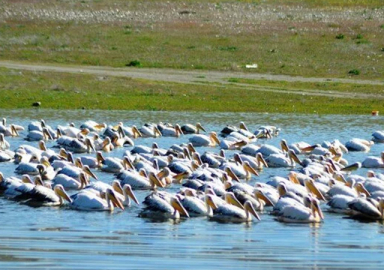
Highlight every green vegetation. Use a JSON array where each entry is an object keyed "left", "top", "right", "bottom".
[
  {"left": 227, "top": 77, "right": 383, "bottom": 94},
  {"left": 0, "top": 68, "right": 382, "bottom": 114},
  {"left": 0, "top": 0, "right": 382, "bottom": 79}
]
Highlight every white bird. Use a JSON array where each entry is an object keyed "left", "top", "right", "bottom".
[
  {"left": 276, "top": 197, "right": 324, "bottom": 223},
  {"left": 189, "top": 132, "right": 220, "bottom": 147},
  {"left": 205, "top": 194, "right": 260, "bottom": 223},
  {"left": 345, "top": 138, "right": 374, "bottom": 152},
  {"left": 58, "top": 186, "right": 125, "bottom": 211},
  {"left": 372, "top": 131, "right": 384, "bottom": 143},
  {"left": 362, "top": 152, "right": 384, "bottom": 168}
]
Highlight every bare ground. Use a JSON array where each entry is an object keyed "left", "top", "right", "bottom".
[{"left": 1, "top": 60, "right": 383, "bottom": 99}]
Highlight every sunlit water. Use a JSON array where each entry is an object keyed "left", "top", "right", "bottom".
[{"left": 0, "top": 109, "right": 383, "bottom": 269}]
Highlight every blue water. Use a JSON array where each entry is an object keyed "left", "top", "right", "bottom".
[{"left": 0, "top": 109, "right": 383, "bottom": 269}]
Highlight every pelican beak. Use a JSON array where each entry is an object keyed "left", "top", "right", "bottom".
[
  {"left": 341, "top": 162, "right": 361, "bottom": 172},
  {"left": 288, "top": 150, "right": 302, "bottom": 166},
  {"left": 288, "top": 172, "right": 301, "bottom": 185},
  {"left": 355, "top": 183, "right": 371, "bottom": 197},
  {"left": 225, "top": 192, "right": 244, "bottom": 210},
  {"left": 187, "top": 143, "right": 196, "bottom": 154},
  {"left": 210, "top": 132, "right": 220, "bottom": 145},
  {"left": 300, "top": 144, "right": 317, "bottom": 153},
  {"left": 171, "top": 198, "right": 189, "bottom": 218},
  {"left": 256, "top": 153, "right": 268, "bottom": 168},
  {"left": 232, "top": 140, "right": 248, "bottom": 149},
  {"left": 196, "top": 123, "right": 206, "bottom": 133},
  {"left": 154, "top": 127, "right": 162, "bottom": 137},
  {"left": 225, "top": 167, "right": 240, "bottom": 182},
  {"left": 245, "top": 202, "right": 261, "bottom": 221},
  {"left": 305, "top": 180, "right": 326, "bottom": 201},
  {"left": 176, "top": 125, "right": 184, "bottom": 136},
  {"left": 86, "top": 139, "right": 95, "bottom": 153},
  {"left": 80, "top": 128, "right": 90, "bottom": 135},
  {"left": 255, "top": 190, "right": 274, "bottom": 207},
  {"left": 132, "top": 126, "right": 142, "bottom": 138},
  {"left": 83, "top": 166, "right": 98, "bottom": 180},
  {"left": 280, "top": 140, "right": 289, "bottom": 153},
  {"left": 123, "top": 157, "right": 134, "bottom": 170},
  {"left": 95, "top": 123, "right": 107, "bottom": 131},
  {"left": 173, "top": 171, "right": 189, "bottom": 183},
  {"left": 314, "top": 200, "right": 324, "bottom": 220},
  {"left": 55, "top": 186, "right": 72, "bottom": 203},
  {"left": 244, "top": 162, "right": 259, "bottom": 177},
  {"left": 108, "top": 190, "right": 125, "bottom": 210},
  {"left": 112, "top": 181, "right": 124, "bottom": 195},
  {"left": 149, "top": 172, "right": 165, "bottom": 188},
  {"left": 11, "top": 125, "right": 19, "bottom": 137},
  {"left": 205, "top": 195, "right": 218, "bottom": 210},
  {"left": 239, "top": 122, "right": 248, "bottom": 131},
  {"left": 334, "top": 172, "right": 347, "bottom": 183},
  {"left": 124, "top": 184, "right": 140, "bottom": 205}
]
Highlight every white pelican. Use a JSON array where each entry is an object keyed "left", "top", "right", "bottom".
[
  {"left": 372, "top": 131, "right": 384, "bottom": 143},
  {"left": 120, "top": 184, "right": 140, "bottom": 207},
  {"left": 19, "top": 177, "right": 69, "bottom": 207},
  {"left": 118, "top": 169, "right": 164, "bottom": 190},
  {"left": 141, "top": 191, "right": 189, "bottom": 219},
  {"left": 159, "top": 124, "right": 184, "bottom": 137},
  {"left": 177, "top": 191, "right": 211, "bottom": 217},
  {"left": 111, "top": 133, "right": 134, "bottom": 148},
  {"left": 58, "top": 164, "right": 98, "bottom": 181},
  {"left": 189, "top": 132, "right": 220, "bottom": 147},
  {"left": 277, "top": 197, "right": 324, "bottom": 223},
  {"left": 348, "top": 197, "right": 384, "bottom": 220},
  {"left": 96, "top": 152, "right": 124, "bottom": 173},
  {"left": 0, "top": 134, "right": 10, "bottom": 150},
  {"left": 0, "top": 124, "right": 19, "bottom": 137},
  {"left": 327, "top": 194, "right": 356, "bottom": 214},
  {"left": 58, "top": 186, "right": 125, "bottom": 211},
  {"left": 139, "top": 124, "right": 162, "bottom": 138},
  {"left": 345, "top": 138, "right": 374, "bottom": 152},
  {"left": 181, "top": 123, "right": 206, "bottom": 134},
  {"left": 205, "top": 194, "right": 260, "bottom": 223},
  {"left": 114, "top": 123, "right": 142, "bottom": 138},
  {"left": 52, "top": 171, "right": 88, "bottom": 190},
  {"left": 0, "top": 150, "right": 13, "bottom": 162},
  {"left": 80, "top": 120, "right": 107, "bottom": 133},
  {"left": 362, "top": 152, "right": 384, "bottom": 168},
  {"left": 265, "top": 150, "right": 301, "bottom": 168}
]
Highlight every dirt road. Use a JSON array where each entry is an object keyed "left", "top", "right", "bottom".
[{"left": 0, "top": 61, "right": 383, "bottom": 99}]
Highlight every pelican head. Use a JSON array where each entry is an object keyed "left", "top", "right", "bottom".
[
  {"left": 170, "top": 197, "right": 189, "bottom": 218},
  {"left": 243, "top": 161, "right": 259, "bottom": 178},
  {"left": 305, "top": 179, "right": 326, "bottom": 201},
  {"left": 209, "top": 132, "right": 220, "bottom": 146},
  {"left": 122, "top": 184, "right": 140, "bottom": 206},
  {"left": 196, "top": 123, "right": 206, "bottom": 133},
  {"left": 256, "top": 153, "right": 268, "bottom": 168},
  {"left": 244, "top": 201, "right": 261, "bottom": 221},
  {"left": 254, "top": 189, "right": 274, "bottom": 207},
  {"left": 311, "top": 198, "right": 324, "bottom": 221},
  {"left": 106, "top": 188, "right": 125, "bottom": 211},
  {"left": 225, "top": 192, "right": 244, "bottom": 210},
  {"left": 355, "top": 183, "right": 371, "bottom": 197},
  {"left": 54, "top": 184, "right": 72, "bottom": 204}
]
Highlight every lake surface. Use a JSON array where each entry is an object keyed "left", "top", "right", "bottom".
[{"left": 0, "top": 109, "right": 383, "bottom": 269}]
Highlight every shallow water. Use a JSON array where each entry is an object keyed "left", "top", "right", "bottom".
[{"left": 0, "top": 109, "right": 383, "bottom": 269}]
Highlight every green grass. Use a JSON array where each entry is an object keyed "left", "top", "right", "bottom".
[
  {"left": 0, "top": 1, "right": 382, "bottom": 79},
  {"left": 0, "top": 68, "right": 382, "bottom": 114},
  {"left": 227, "top": 78, "right": 384, "bottom": 94}
]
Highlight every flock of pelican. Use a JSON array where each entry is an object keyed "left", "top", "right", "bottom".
[{"left": 0, "top": 117, "right": 384, "bottom": 223}]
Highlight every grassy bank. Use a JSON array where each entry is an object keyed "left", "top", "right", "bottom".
[
  {"left": 0, "top": 0, "right": 383, "bottom": 79},
  {"left": 0, "top": 67, "right": 382, "bottom": 114}
]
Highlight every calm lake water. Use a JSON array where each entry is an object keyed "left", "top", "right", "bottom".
[{"left": 0, "top": 109, "right": 383, "bottom": 269}]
